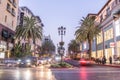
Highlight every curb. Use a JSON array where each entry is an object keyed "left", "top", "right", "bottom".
[{"left": 94, "top": 63, "right": 120, "bottom": 68}]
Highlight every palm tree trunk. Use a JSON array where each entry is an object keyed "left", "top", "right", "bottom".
[
  {"left": 88, "top": 39, "right": 92, "bottom": 58},
  {"left": 95, "top": 36, "right": 98, "bottom": 58}
]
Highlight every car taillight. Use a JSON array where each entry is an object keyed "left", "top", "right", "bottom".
[{"left": 80, "top": 60, "right": 86, "bottom": 64}]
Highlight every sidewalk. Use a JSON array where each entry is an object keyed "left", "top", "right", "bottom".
[{"left": 95, "top": 63, "right": 120, "bottom": 68}]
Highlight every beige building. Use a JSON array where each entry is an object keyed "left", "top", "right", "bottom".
[
  {"left": 0, "top": 0, "right": 19, "bottom": 59},
  {"left": 90, "top": 0, "right": 120, "bottom": 62}
]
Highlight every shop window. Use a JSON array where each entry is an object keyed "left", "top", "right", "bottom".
[
  {"left": 9, "top": 33, "right": 14, "bottom": 39},
  {"left": 2, "top": 29, "right": 9, "bottom": 38}
]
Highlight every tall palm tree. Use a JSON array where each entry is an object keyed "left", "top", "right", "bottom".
[
  {"left": 15, "top": 16, "right": 42, "bottom": 43},
  {"left": 75, "top": 17, "right": 100, "bottom": 58},
  {"left": 15, "top": 16, "right": 43, "bottom": 56}
]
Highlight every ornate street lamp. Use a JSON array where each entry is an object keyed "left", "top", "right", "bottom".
[
  {"left": 58, "top": 26, "right": 66, "bottom": 46},
  {"left": 58, "top": 26, "right": 66, "bottom": 62}
]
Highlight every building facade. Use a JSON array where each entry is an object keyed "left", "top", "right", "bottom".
[
  {"left": 0, "top": 0, "right": 19, "bottom": 59},
  {"left": 90, "top": 0, "right": 120, "bottom": 62}
]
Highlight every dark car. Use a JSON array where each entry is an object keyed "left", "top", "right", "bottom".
[{"left": 18, "top": 56, "right": 38, "bottom": 67}]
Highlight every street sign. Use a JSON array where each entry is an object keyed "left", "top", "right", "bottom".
[{"left": 110, "top": 42, "right": 115, "bottom": 48}]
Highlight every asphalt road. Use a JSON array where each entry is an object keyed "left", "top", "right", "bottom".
[{"left": 0, "top": 65, "right": 120, "bottom": 80}]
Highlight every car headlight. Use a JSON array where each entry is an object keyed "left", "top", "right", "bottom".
[
  {"left": 26, "top": 59, "right": 31, "bottom": 63},
  {"left": 18, "top": 59, "right": 21, "bottom": 62}
]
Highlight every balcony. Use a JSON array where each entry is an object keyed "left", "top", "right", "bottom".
[
  {"left": 8, "top": 0, "right": 12, "bottom": 3},
  {"left": 13, "top": 2, "right": 16, "bottom": 8},
  {"left": 11, "top": 11, "right": 16, "bottom": 16},
  {"left": 7, "top": 7, "right": 12, "bottom": 13},
  {"left": 8, "top": 0, "right": 17, "bottom": 8}
]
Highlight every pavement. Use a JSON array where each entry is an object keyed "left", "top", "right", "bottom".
[
  {"left": 95, "top": 63, "right": 120, "bottom": 68},
  {"left": 66, "top": 59, "right": 120, "bottom": 68}
]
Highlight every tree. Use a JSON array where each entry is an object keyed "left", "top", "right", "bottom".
[
  {"left": 68, "top": 40, "right": 80, "bottom": 53},
  {"left": 68, "top": 40, "right": 80, "bottom": 59},
  {"left": 41, "top": 39, "right": 55, "bottom": 57},
  {"left": 15, "top": 16, "right": 43, "bottom": 56},
  {"left": 75, "top": 17, "right": 100, "bottom": 58},
  {"left": 11, "top": 43, "right": 23, "bottom": 58},
  {"left": 15, "top": 16, "right": 42, "bottom": 43}
]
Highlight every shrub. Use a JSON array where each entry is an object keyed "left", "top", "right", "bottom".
[{"left": 50, "top": 62, "right": 73, "bottom": 68}]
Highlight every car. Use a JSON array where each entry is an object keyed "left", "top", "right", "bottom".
[
  {"left": 4, "top": 59, "right": 18, "bottom": 67},
  {"left": 38, "top": 58, "right": 46, "bottom": 65},
  {"left": 18, "top": 56, "right": 38, "bottom": 67},
  {"left": 79, "top": 58, "right": 93, "bottom": 66}
]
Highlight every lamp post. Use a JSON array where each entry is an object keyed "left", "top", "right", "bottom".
[{"left": 58, "top": 26, "right": 66, "bottom": 63}]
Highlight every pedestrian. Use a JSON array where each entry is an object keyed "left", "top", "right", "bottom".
[
  {"left": 99, "top": 56, "right": 102, "bottom": 64},
  {"left": 109, "top": 56, "right": 112, "bottom": 64},
  {"left": 102, "top": 56, "right": 106, "bottom": 64}
]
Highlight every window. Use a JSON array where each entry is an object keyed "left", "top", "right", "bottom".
[
  {"left": 106, "top": 7, "right": 111, "bottom": 17},
  {"left": 13, "top": 0, "right": 15, "bottom": 3},
  {"left": 115, "top": 0, "right": 118, "bottom": 4},
  {"left": 5, "top": 15, "right": 7, "bottom": 22},
  {"left": 12, "top": 21, "right": 14, "bottom": 27},
  {"left": 100, "top": 15, "right": 103, "bottom": 23},
  {"left": 2, "top": 29, "right": 9, "bottom": 38},
  {"left": 12, "top": 8, "right": 15, "bottom": 16},
  {"left": 0, "top": 0, "right": 1, "bottom": 4},
  {"left": 8, "top": 0, "right": 12, "bottom": 3},
  {"left": 13, "top": 0, "right": 16, "bottom": 7},
  {"left": 7, "top": 3, "right": 11, "bottom": 12}
]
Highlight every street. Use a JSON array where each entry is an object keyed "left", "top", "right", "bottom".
[{"left": 0, "top": 65, "right": 120, "bottom": 80}]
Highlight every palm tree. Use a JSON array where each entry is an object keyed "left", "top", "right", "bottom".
[
  {"left": 68, "top": 40, "right": 80, "bottom": 59},
  {"left": 15, "top": 16, "right": 42, "bottom": 42},
  {"left": 15, "top": 16, "right": 43, "bottom": 56},
  {"left": 11, "top": 43, "right": 23, "bottom": 58},
  {"left": 75, "top": 17, "right": 100, "bottom": 58}
]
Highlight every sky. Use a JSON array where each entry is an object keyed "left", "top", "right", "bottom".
[{"left": 19, "top": 0, "right": 107, "bottom": 51}]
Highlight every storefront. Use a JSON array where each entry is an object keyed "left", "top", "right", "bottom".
[
  {"left": 0, "top": 24, "right": 15, "bottom": 59},
  {"left": 0, "top": 41, "right": 7, "bottom": 59}
]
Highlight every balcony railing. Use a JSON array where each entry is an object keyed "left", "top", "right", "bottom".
[
  {"left": 8, "top": 0, "right": 17, "bottom": 8},
  {"left": 11, "top": 11, "right": 16, "bottom": 16},
  {"left": 13, "top": 2, "right": 16, "bottom": 8},
  {"left": 7, "top": 7, "right": 12, "bottom": 13},
  {"left": 8, "top": 0, "right": 12, "bottom": 3}
]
